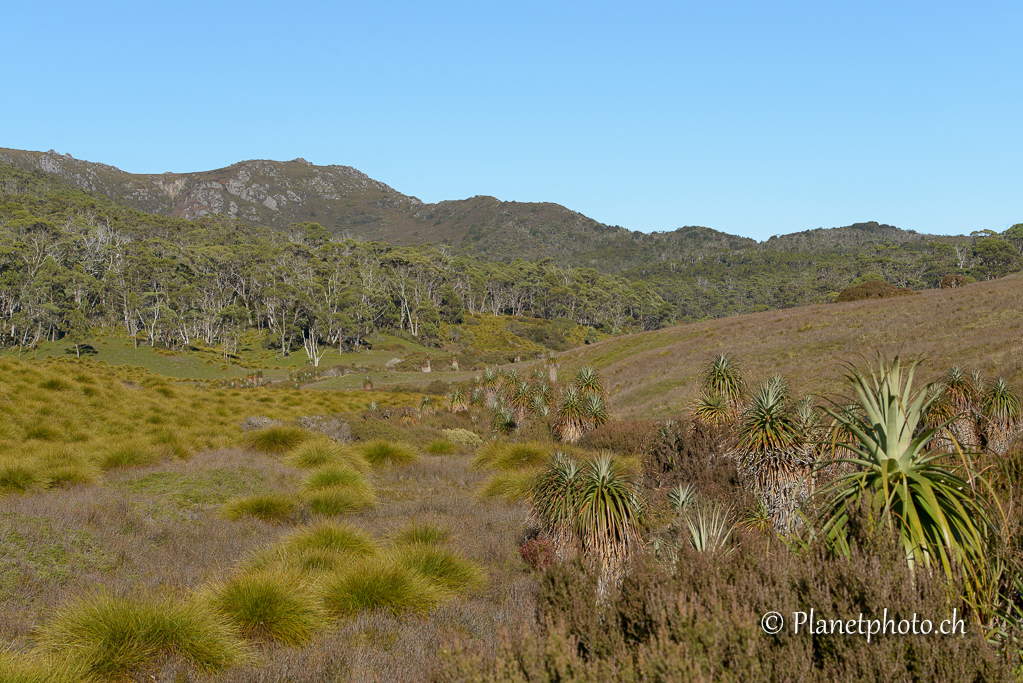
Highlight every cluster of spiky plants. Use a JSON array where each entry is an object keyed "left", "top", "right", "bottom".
[
  {"left": 551, "top": 367, "right": 610, "bottom": 444},
  {"left": 925, "top": 366, "right": 1023, "bottom": 455},
  {"left": 528, "top": 453, "right": 643, "bottom": 595}
]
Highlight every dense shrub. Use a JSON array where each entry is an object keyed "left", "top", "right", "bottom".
[
  {"left": 518, "top": 538, "right": 554, "bottom": 572},
  {"left": 435, "top": 528, "right": 1014, "bottom": 682},
  {"left": 577, "top": 420, "right": 653, "bottom": 454},
  {"left": 642, "top": 418, "right": 739, "bottom": 505}
]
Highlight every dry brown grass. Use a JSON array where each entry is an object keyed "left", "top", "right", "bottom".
[{"left": 561, "top": 274, "right": 1023, "bottom": 419}]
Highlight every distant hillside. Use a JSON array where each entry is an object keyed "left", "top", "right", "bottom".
[
  {"left": 560, "top": 273, "right": 1023, "bottom": 419},
  {"left": 0, "top": 147, "right": 635, "bottom": 263},
  {"left": 0, "top": 147, "right": 972, "bottom": 274}
]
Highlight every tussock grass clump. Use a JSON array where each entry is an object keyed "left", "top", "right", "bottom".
[
  {"left": 302, "top": 465, "right": 370, "bottom": 493},
  {"left": 222, "top": 494, "right": 297, "bottom": 522},
  {"left": 286, "top": 522, "right": 379, "bottom": 558},
  {"left": 425, "top": 439, "right": 458, "bottom": 455},
  {"left": 357, "top": 440, "right": 419, "bottom": 468},
  {"left": 0, "top": 652, "right": 92, "bottom": 683},
  {"left": 285, "top": 439, "right": 344, "bottom": 469},
  {"left": 319, "top": 560, "right": 442, "bottom": 617},
  {"left": 0, "top": 461, "right": 44, "bottom": 493},
  {"left": 245, "top": 426, "right": 308, "bottom": 455},
  {"left": 392, "top": 522, "right": 451, "bottom": 547},
  {"left": 205, "top": 571, "right": 325, "bottom": 645},
  {"left": 34, "top": 445, "right": 100, "bottom": 488},
  {"left": 97, "top": 439, "right": 161, "bottom": 470},
  {"left": 395, "top": 544, "right": 484, "bottom": 594},
  {"left": 480, "top": 469, "right": 539, "bottom": 503},
  {"left": 36, "top": 594, "right": 245, "bottom": 677},
  {"left": 305, "top": 485, "right": 377, "bottom": 515}
]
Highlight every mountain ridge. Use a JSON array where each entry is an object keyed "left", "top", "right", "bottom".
[{"left": 0, "top": 146, "right": 966, "bottom": 271}]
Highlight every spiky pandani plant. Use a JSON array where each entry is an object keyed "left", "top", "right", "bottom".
[
  {"left": 575, "top": 455, "right": 645, "bottom": 596},
  {"left": 692, "top": 392, "right": 732, "bottom": 426},
  {"left": 554, "top": 386, "right": 587, "bottom": 444},
  {"left": 667, "top": 483, "right": 696, "bottom": 514},
  {"left": 816, "top": 356, "right": 996, "bottom": 604},
  {"left": 981, "top": 378, "right": 1022, "bottom": 455},
  {"left": 468, "top": 387, "right": 485, "bottom": 408},
  {"left": 510, "top": 381, "right": 532, "bottom": 423},
  {"left": 691, "top": 353, "right": 747, "bottom": 426},
  {"left": 927, "top": 366, "right": 984, "bottom": 452},
  {"left": 575, "top": 366, "right": 605, "bottom": 397},
  {"left": 683, "top": 500, "right": 735, "bottom": 553},
  {"left": 731, "top": 376, "right": 813, "bottom": 531},
  {"left": 480, "top": 367, "right": 501, "bottom": 407},
  {"left": 584, "top": 392, "right": 610, "bottom": 431},
  {"left": 529, "top": 453, "right": 583, "bottom": 560},
  {"left": 544, "top": 351, "right": 559, "bottom": 383},
  {"left": 530, "top": 392, "right": 551, "bottom": 418},
  {"left": 705, "top": 353, "right": 746, "bottom": 406},
  {"left": 447, "top": 388, "right": 468, "bottom": 413},
  {"left": 491, "top": 405, "right": 518, "bottom": 435}
]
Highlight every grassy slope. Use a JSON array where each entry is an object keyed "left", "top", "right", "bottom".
[{"left": 560, "top": 274, "right": 1023, "bottom": 419}]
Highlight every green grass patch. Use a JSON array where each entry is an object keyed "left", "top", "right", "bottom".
[
  {"left": 0, "top": 651, "right": 93, "bottom": 683},
  {"left": 36, "top": 594, "right": 245, "bottom": 677},
  {"left": 301, "top": 465, "right": 369, "bottom": 493},
  {"left": 205, "top": 570, "right": 324, "bottom": 645},
  {"left": 222, "top": 494, "right": 296, "bottom": 523},
  {"left": 0, "top": 462, "right": 44, "bottom": 493},
  {"left": 113, "top": 468, "right": 271, "bottom": 510},
  {"left": 357, "top": 440, "right": 419, "bottom": 468}
]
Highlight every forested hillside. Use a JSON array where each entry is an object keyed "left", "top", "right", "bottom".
[{"left": 2, "top": 158, "right": 1021, "bottom": 360}]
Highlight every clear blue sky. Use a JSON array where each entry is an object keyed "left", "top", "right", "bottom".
[{"left": 4, "top": 1, "right": 1020, "bottom": 240}]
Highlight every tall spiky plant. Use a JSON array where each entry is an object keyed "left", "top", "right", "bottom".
[
  {"left": 480, "top": 368, "right": 501, "bottom": 408},
  {"left": 574, "top": 455, "right": 644, "bottom": 596},
  {"left": 584, "top": 392, "right": 610, "bottom": 432},
  {"left": 447, "top": 388, "right": 468, "bottom": 413},
  {"left": 510, "top": 381, "right": 532, "bottom": 424},
  {"left": 981, "top": 378, "right": 1021, "bottom": 455},
  {"left": 553, "top": 386, "right": 587, "bottom": 444},
  {"left": 575, "top": 366, "right": 605, "bottom": 397},
  {"left": 530, "top": 392, "right": 551, "bottom": 418},
  {"left": 691, "top": 353, "right": 746, "bottom": 426},
  {"left": 529, "top": 453, "right": 582, "bottom": 560},
  {"left": 704, "top": 353, "right": 746, "bottom": 406},
  {"left": 731, "top": 376, "right": 810, "bottom": 531},
  {"left": 544, "top": 351, "right": 559, "bottom": 383},
  {"left": 816, "top": 356, "right": 994, "bottom": 596},
  {"left": 928, "top": 366, "right": 983, "bottom": 452}
]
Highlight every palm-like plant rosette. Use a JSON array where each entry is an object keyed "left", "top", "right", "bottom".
[{"left": 817, "top": 357, "right": 994, "bottom": 586}]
